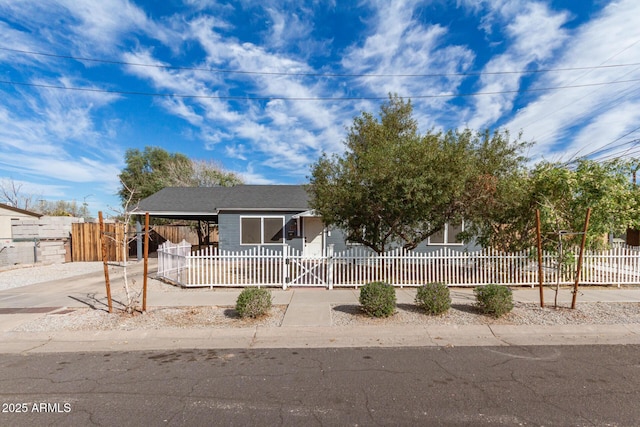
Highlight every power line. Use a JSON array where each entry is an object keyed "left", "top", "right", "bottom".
[
  {"left": 590, "top": 139, "right": 640, "bottom": 163},
  {"left": 2, "top": 46, "right": 640, "bottom": 79},
  {"left": 559, "top": 84, "right": 640, "bottom": 164},
  {"left": 2, "top": 77, "right": 640, "bottom": 101},
  {"left": 509, "top": 39, "right": 640, "bottom": 144},
  {"left": 566, "top": 126, "right": 640, "bottom": 164}
]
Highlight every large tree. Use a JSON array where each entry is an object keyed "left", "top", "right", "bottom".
[
  {"left": 118, "top": 146, "right": 242, "bottom": 207},
  {"left": 308, "top": 95, "right": 529, "bottom": 253},
  {"left": 466, "top": 158, "right": 640, "bottom": 251}
]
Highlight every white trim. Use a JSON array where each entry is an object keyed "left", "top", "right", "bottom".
[
  {"left": 292, "top": 209, "right": 320, "bottom": 219},
  {"left": 129, "top": 210, "right": 219, "bottom": 216},
  {"left": 239, "top": 215, "right": 285, "bottom": 246},
  {"left": 224, "top": 208, "right": 309, "bottom": 212},
  {"left": 428, "top": 221, "right": 465, "bottom": 246}
]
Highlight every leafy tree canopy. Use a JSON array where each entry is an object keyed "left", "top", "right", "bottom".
[
  {"left": 118, "top": 146, "right": 242, "bottom": 207},
  {"left": 308, "top": 95, "right": 530, "bottom": 253},
  {"left": 466, "top": 158, "right": 640, "bottom": 251},
  {"left": 36, "top": 200, "right": 92, "bottom": 220}
]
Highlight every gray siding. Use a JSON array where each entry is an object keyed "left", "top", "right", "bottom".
[
  {"left": 218, "top": 211, "right": 304, "bottom": 253},
  {"left": 219, "top": 212, "right": 481, "bottom": 254},
  {"left": 326, "top": 225, "right": 480, "bottom": 254}
]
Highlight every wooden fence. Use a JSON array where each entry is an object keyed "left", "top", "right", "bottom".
[
  {"left": 71, "top": 223, "right": 217, "bottom": 262},
  {"left": 71, "top": 222, "right": 125, "bottom": 262},
  {"left": 152, "top": 225, "right": 200, "bottom": 246},
  {"left": 157, "top": 241, "right": 640, "bottom": 288}
]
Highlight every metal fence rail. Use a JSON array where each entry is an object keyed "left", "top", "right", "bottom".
[{"left": 157, "top": 240, "right": 640, "bottom": 289}]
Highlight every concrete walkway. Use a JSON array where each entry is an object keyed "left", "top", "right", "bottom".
[{"left": 1, "top": 259, "right": 640, "bottom": 353}]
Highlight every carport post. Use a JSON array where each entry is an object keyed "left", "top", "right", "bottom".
[{"left": 136, "top": 219, "right": 142, "bottom": 261}]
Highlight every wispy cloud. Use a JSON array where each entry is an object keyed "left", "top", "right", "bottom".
[
  {"left": 121, "top": 13, "right": 352, "bottom": 178},
  {"left": 465, "top": 1, "right": 570, "bottom": 130},
  {"left": 502, "top": 0, "right": 640, "bottom": 160},
  {"left": 341, "top": 0, "right": 474, "bottom": 126}
]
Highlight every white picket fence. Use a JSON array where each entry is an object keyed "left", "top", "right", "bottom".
[{"left": 156, "top": 240, "right": 640, "bottom": 288}]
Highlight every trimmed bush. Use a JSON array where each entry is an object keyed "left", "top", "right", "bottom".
[
  {"left": 474, "top": 284, "right": 514, "bottom": 318},
  {"left": 415, "top": 282, "right": 451, "bottom": 315},
  {"left": 359, "top": 281, "right": 396, "bottom": 318},
  {"left": 235, "top": 288, "right": 272, "bottom": 318}
]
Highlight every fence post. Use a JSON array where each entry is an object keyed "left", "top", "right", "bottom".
[
  {"left": 536, "top": 209, "right": 544, "bottom": 306},
  {"left": 327, "top": 244, "right": 334, "bottom": 290},
  {"left": 282, "top": 244, "right": 289, "bottom": 290},
  {"left": 571, "top": 207, "right": 591, "bottom": 309}
]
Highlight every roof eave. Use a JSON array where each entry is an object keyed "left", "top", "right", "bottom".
[{"left": 129, "top": 209, "right": 219, "bottom": 216}]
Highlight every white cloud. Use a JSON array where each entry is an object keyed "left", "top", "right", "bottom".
[
  {"left": 236, "top": 163, "right": 279, "bottom": 185},
  {"left": 502, "top": 0, "right": 640, "bottom": 161},
  {"left": 466, "top": 2, "right": 569, "bottom": 129},
  {"left": 341, "top": 0, "right": 475, "bottom": 127},
  {"left": 566, "top": 101, "right": 640, "bottom": 160},
  {"left": 120, "top": 14, "right": 352, "bottom": 179},
  {"left": 0, "top": 177, "right": 68, "bottom": 199},
  {"left": 0, "top": 152, "right": 121, "bottom": 184},
  {"left": 265, "top": 7, "right": 311, "bottom": 49}
]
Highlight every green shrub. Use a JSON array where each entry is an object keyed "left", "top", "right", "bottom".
[
  {"left": 474, "top": 284, "right": 514, "bottom": 318},
  {"left": 415, "top": 282, "right": 451, "bottom": 315},
  {"left": 359, "top": 281, "right": 396, "bottom": 318},
  {"left": 235, "top": 287, "right": 272, "bottom": 318}
]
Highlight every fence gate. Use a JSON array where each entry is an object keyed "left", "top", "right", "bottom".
[{"left": 285, "top": 246, "right": 329, "bottom": 287}]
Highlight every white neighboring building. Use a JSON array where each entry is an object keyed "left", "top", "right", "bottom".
[
  {"left": 0, "top": 203, "right": 41, "bottom": 247},
  {"left": 1, "top": 203, "right": 83, "bottom": 268}
]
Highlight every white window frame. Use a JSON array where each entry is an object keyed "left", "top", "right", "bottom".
[
  {"left": 428, "top": 221, "right": 465, "bottom": 246},
  {"left": 240, "top": 215, "right": 285, "bottom": 246},
  {"left": 346, "top": 226, "right": 366, "bottom": 246}
]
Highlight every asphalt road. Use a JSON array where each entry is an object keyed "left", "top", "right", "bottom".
[{"left": 1, "top": 345, "right": 639, "bottom": 426}]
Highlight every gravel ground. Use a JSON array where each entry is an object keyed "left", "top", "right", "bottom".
[
  {"left": 11, "top": 301, "right": 640, "bottom": 332},
  {"left": 0, "top": 262, "right": 105, "bottom": 290},
  {"left": 331, "top": 301, "right": 640, "bottom": 326},
  {"left": 12, "top": 306, "right": 287, "bottom": 332}
]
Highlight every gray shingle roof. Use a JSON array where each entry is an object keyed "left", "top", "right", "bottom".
[{"left": 130, "top": 185, "right": 310, "bottom": 218}]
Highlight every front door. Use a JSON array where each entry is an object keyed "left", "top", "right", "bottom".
[{"left": 303, "top": 217, "right": 324, "bottom": 258}]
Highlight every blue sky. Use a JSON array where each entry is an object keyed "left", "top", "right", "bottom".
[{"left": 1, "top": 0, "right": 639, "bottom": 216}]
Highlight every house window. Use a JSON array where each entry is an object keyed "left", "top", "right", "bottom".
[
  {"left": 346, "top": 226, "right": 366, "bottom": 246},
  {"left": 429, "top": 221, "right": 464, "bottom": 245},
  {"left": 240, "top": 216, "right": 284, "bottom": 245}
]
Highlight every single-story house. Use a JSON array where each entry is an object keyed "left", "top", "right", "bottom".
[
  {"left": 0, "top": 203, "right": 42, "bottom": 247},
  {"left": 130, "top": 185, "right": 477, "bottom": 255}
]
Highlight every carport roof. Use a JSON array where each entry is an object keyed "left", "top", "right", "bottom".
[{"left": 129, "top": 185, "right": 311, "bottom": 219}]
